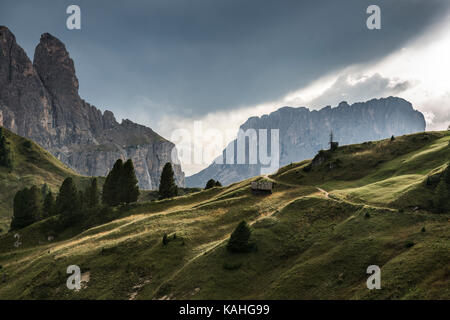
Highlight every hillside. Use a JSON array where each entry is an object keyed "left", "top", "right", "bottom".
[
  {"left": 0, "top": 131, "right": 448, "bottom": 299},
  {"left": 0, "top": 126, "right": 93, "bottom": 234}
]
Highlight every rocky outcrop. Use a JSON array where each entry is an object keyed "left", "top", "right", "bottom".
[
  {"left": 0, "top": 26, "right": 184, "bottom": 189},
  {"left": 186, "top": 97, "right": 426, "bottom": 187}
]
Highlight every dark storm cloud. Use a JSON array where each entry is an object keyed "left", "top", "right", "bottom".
[
  {"left": 1, "top": 0, "right": 449, "bottom": 127},
  {"left": 305, "top": 73, "right": 412, "bottom": 109}
]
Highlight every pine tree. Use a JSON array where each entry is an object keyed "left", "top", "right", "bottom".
[
  {"left": 10, "top": 186, "right": 40, "bottom": 230},
  {"left": 42, "top": 191, "right": 55, "bottom": 217},
  {"left": 215, "top": 180, "right": 222, "bottom": 187},
  {"left": 205, "top": 179, "right": 216, "bottom": 190},
  {"left": 56, "top": 177, "right": 80, "bottom": 216},
  {"left": 159, "top": 162, "right": 178, "bottom": 199},
  {"left": 41, "top": 183, "right": 50, "bottom": 198},
  {"left": 121, "top": 159, "right": 140, "bottom": 204},
  {"left": 0, "top": 127, "right": 12, "bottom": 168},
  {"left": 443, "top": 164, "right": 450, "bottom": 185},
  {"left": 28, "top": 185, "right": 42, "bottom": 220},
  {"left": 434, "top": 178, "right": 450, "bottom": 213},
  {"left": 227, "top": 221, "right": 255, "bottom": 253},
  {"left": 85, "top": 178, "right": 100, "bottom": 208},
  {"left": 102, "top": 159, "right": 124, "bottom": 206}
]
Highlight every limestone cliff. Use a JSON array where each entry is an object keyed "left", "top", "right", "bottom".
[
  {"left": 0, "top": 26, "right": 184, "bottom": 189},
  {"left": 186, "top": 97, "right": 426, "bottom": 187}
]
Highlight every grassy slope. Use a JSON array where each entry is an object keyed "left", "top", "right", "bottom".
[
  {"left": 0, "top": 131, "right": 448, "bottom": 299},
  {"left": 0, "top": 127, "right": 94, "bottom": 234}
]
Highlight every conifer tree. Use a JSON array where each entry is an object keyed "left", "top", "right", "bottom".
[
  {"left": 85, "top": 178, "right": 100, "bottom": 208},
  {"left": 10, "top": 186, "right": 40, "bottom": 230},
  {"left": 121, "top": 159, "right": 140, "bottom": 204},
  {"left": 102, "top": 159, "right": 124, "bottom": 206},
  {"left": 159, "top": 162, "right": 178, "bottom": 199},
  {"left": 0, "top": 127, "right": 12, "bottom": 168},
  {"left": 56, "top": 177, "right": 80, "bottom": 216},
  {"left": 215, "top": 180, "right": 222, "bottom": 187},
  {"left": 227, "top": 221, "right": 255, "bottom": 253},
  {"left": 434, "top": 178, "right": 450, "bottom": 213},
  {"left": 41, "top": 183, "right": 50, "bottom": 198},
  {"left": 42, "top": 191, "right": 55, "bottom": 218}
]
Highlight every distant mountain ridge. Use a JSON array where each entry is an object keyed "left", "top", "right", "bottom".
[
  {"left": 0, "top": 26, "right": 185, "bottom": 189},
  {"left": 187, "top": 97, "right": 426, "bottom": 187}
]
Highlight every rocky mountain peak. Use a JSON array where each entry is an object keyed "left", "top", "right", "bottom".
[
  {"left": 33, "top": 32, "right": 79, "bottom": 99},
  {"left": 0, "top": 27, "right": 185, "bottom": 189},
  {"left": 0, "top": 26, "right": 15, "bottom": 44}
]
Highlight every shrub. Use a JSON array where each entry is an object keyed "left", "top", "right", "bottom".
[
  {"left": 405, "top": 241, "right": 415, "bottom": 248},
  {"left": 223, "top": 261, "right": 242, "bottom": 270},
  {"left": 162, "top": 233, "right": 169, "bottom": 245},
  {"left": 205, "top": 179, "right": 216, "bottom": 190}
]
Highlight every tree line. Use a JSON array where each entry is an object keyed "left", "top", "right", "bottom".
[
  {"left": 9, "top": 158, "right": 222, "bottom": 231},
  {"left": 10, "top": 158, "right": 140, "bottom": 231},
  {"left": 433, "top": 163, "right": 450, "bottom": 213},
  {"left": 0, "top": 127, "right": 13, "bottom": 169}
]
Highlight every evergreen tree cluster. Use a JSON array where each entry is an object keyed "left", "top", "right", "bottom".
[
  {"left": 10, "top": 186, "right": 41, "bottom": 230},
  {"left": 0, "top": 127, "right": 13, "bottom": 168},
  {"left": 102, "top": 159, "right": 140, "bottom": 206},
  {"left": 433, "top": 164, "right": 450, "bottom": 213},
  {"left": 9, "top": 158, "right": 140, "bottom": 231},
  {"left": 205, "top": 179, "right": 222, "bottom": 190},
  {"left": 10, "top": 177, "right": 101, "bottom": 231},
  {"left": 158, "top": 162, "right": 178, "bottom": 199}
]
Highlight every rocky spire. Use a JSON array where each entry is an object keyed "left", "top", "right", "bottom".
[{"left": 33, "top": 32, "right": 79, "bottom": 100}]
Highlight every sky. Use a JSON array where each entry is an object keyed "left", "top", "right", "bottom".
[{"left": 1, "top": 0, "right": 450, "bottom": 175}]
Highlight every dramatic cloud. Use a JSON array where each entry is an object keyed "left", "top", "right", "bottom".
[
  {"left": 1, "top": 0, "right": 449, "bottom": 127},
  {"left": 1, "top": 0, "right": 449, "bottom": 175},
  {"left": 291, "top": 73, "right": 412, "bottom": 109}
]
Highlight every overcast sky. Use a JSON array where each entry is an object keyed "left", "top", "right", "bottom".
[{"left": 1, "top": 0, "right": 450, "bottom": 175}]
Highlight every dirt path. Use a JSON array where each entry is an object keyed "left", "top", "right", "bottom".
[{"left": 316, "top": 187, "right": 329, "bottom": 198}]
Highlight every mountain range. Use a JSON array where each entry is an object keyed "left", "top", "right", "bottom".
[
  {"left": 0, "top": 26, "right": 185, "bottom": 189},
  {"left": 187, "top": 97, "right": 426, "bottom": 187}
]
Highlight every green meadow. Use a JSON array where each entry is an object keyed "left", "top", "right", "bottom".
[{"left": 0, "top": 130, "right": 448, "bottom": 299}]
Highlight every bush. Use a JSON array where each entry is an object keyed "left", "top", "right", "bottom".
[
  {"left": 162, "top": 233, "right": 169, "bottom": 245},
  {"left": 205, "top": 179, "right": 216, "bottom": 190},
  {"left": 205, "top": 179, "right": 222, "bottom": 189},
  {"left": 227, "top": 221, "right": 255, "bottom": 253},
  {"left": 22, "top": 140, "right": 32, "bottom": 149},
  {"left": 223, "top": 261, "right": 242, "bottom": 270},
  {"left": 405, "top": 241, "right": 415, "bottom": 248}
]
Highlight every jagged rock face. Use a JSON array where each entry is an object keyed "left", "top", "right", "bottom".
[
  {"left": 186, "top": 97, "right": 426, "bottom": 187},
  {"left": 0, "top": 26, "right": 185, "bottom": 189}
]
